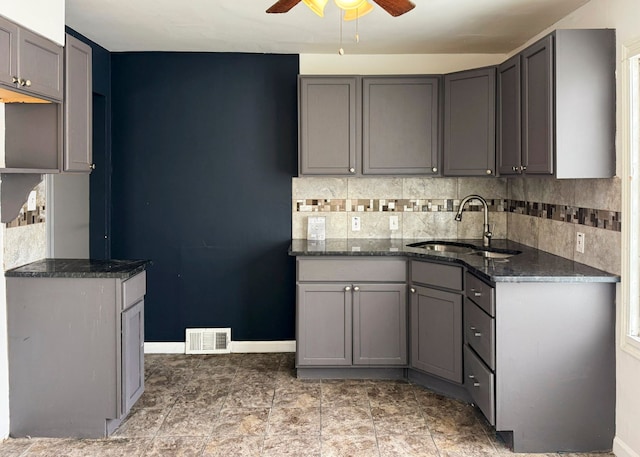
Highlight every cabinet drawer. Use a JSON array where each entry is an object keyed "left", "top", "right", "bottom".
[
  {"left": 464, "top": 344, "right": 495, "bottom": 425},
  {"left": 464, "top": 298, "right": 495, "bottom": 370},
  {"left": 298, "top": 258, "right": 406, "bottom": 282},
  {"left": 411, "top": 261, "right": 462, "bottom": 290},
  {"left": 122, "top": 271, "right": 146, "bottom": 310},
  {"left": 465, "top": 271, "right": 495, "bottom": 316}
]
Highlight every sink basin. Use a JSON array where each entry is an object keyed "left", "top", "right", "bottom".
[
  {"left": 474, "top": 249, "right": 522, "bottom": 259},
  {"left": 407, "top": 241, "right": 475, "bottom": 254}
]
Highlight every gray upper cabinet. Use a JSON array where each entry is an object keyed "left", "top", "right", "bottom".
[
  {"left": 17, "top": 27, "right": 63, "bottom": 101},
  {"left": 64, "top": 33, "right": 93, "bottom": 172},
  {"left": 299, "top": 76, "right": 358, "bottom": 175},
  {"left": 443, "top": 68, "right": 496, "bottom": 177},
  {"left": 0, "top": 15, "right": 18, "bottom": 87},
  {"left": 521, "top": 34, "right": 554, "bottom": 175},
  {"left": 499, "top": 29, "right": 615, "bottom": 178},
  {"left": 497, "top": 55, "right": 522, "bottom": 175},
  {"left": 362, "top": 77, "right": 440, "bottom": 175}
]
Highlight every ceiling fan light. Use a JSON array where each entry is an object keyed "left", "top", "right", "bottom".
[
  {"left": 334, "top": 0, "right": 367, "bottom": 11},
  {"left": 302, "top": 0, "right": 328, "bottom": 17},
  {"left": 343, "top": 1, "right": 373, "bottom": 21}
]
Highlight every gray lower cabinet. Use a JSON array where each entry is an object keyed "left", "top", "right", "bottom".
[
  {"left": 64, "top": 33, "right": 93, "bottom": 172},
  {"left": 296, "top": 257, "right": 407, "bottom": 369},
  {"left": 443, "top": 67, "right": 496, "bottom": 177},
  {"left": 298, "top": 76, "right": 358, "bottom": 175},
  {"left": 362, "top": 76, "right": 440, "bottom": 175},
  {"left": 409, "top": 261, "right": 463, "bottom": 383},
  {"left": 464, "top": 271, "right": 615, "bottom": 452},
  {"left": 498, "top": 29, "right": 615, "bottom": 178},
  {"left": 6, "top": 271, "right": 146, "bottom": 438}
]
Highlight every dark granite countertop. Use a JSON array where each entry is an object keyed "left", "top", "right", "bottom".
[
  {"left": 5, "top": 258, "right": 150, "bottom": 280},
  {"left": 289, "top": 239, "right": 619, "bottom": 284}
]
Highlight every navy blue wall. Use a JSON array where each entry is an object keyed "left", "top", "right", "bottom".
[{"left": 111, "top": 53, "right": 299, "bottom": 341}]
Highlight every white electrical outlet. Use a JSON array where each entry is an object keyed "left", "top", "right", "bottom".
[
  {"left": 351, "top": 216, "right": 361, "bottom": 232},
  {"left": 389, "top": 215, "right": 399, "bottom": 231},
  {"left": 27, "top": 191, "right": 37, "bottom": 211},
  {"left": 576, "top": 232, "right": 585, "bottom": 253}
]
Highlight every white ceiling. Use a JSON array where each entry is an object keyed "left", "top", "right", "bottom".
[{"left": 65, "top": 0, "right": 591, "bottom": 55}]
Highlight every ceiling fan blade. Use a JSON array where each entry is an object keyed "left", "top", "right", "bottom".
[
  {"left": 266, "top": 0, "right": 303, "bottom": 13},
  {"left": 372, "top": 0, "right": 416, "bottom": 17}
]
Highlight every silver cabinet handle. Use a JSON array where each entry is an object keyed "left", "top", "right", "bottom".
[
  {"left": 470, "top": 288, "right": 481, "bottom": 297},
  {"left": 344, "top": 286, "right": 351, "bottom": 292},
  {"left": 410, "top": 287, "right": 416, "bottom": 294},
  {"left": 511, "top": 166, "right": 517, "bottom": 172},
  {"left": 520, "top": 165, "right": 527, "bottom": 171},
  {"left": 349, "top": 167, "right": 355, "bottom": 173},
  {"left": 468, "top": 374, "right": 480, "bottom": 387},
  {"left": 12, "top": 76, "right": 19, "bottom": 84},
  {"left": 90, "top": 163, "right": 96, "bottom": 170},
  {"left": 353, "top": 286, "right": 360, "bottom": 292},
  {"left": 470, "top": 326, "right": 482, "bottom": 337},
  {"left": 486, "top": 169, "right": 492, "bottom": 175},
  {"left": 431, "top": 167, "right": 438, "bottom": 173}
]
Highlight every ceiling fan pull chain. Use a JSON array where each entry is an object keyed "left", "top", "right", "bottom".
[{"left": 338, "top": 8, "right": 345, "bottom": 55}]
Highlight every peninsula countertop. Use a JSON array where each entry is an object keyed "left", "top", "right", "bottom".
[
  {"left": 289, "top": 238, "right": 619, "bottom": 284},
  {"left": 5, "top": 258, "right": 150, "bottom": 280}
]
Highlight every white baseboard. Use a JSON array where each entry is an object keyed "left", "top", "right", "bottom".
[
  {"left": 614, "top": 437, "right": 640, "bottom": 457},
  {"left": 144, "top": 340, "right": 295, "bottom": 354}
]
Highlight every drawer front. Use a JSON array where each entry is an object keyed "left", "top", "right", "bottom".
[
  {"left": 464, "top": 344, "right": 495, "bottom": 426},
  {"left": 298, "top": 258, "right": 406, "bottom": 282},
  {"left": 411, "top": 261, "right": 463, "bottom": 291},
  {"left": 122, "top": 271, "right": 146, "bottom": 310},
  {"left": 465, "top": 271, "right": 495, "bottom": 316},
  {"left": 464, "top": 298, "right": 495, "bottom": 370}
]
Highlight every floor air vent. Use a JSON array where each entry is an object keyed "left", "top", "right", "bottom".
[{"left": 185, "top": 328, "right": 231, "bottom": 354}]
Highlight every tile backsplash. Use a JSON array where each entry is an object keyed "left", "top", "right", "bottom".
[{"left": 292, "top": 176, "right": 622, "bottom": 274}]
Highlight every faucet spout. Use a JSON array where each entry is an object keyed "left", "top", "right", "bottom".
[{"left": 455, "top": 194, "right": 492, "bottom": 246}]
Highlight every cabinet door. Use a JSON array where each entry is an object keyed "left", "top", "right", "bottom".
[
  {"left": 521, "top": 35, "right": 554, "bottom": 175},
  {"left": 497, "top": 55, "right": 522, "bottom": 175},
  {"left": 353, "top": 283, "right": 407, "bottom": 365},
  {"left": 363, "top": 77, "right": 440, "bottom": 175},
  {"left": 0, "top": 16, "right": 18, "bottom": 87},
  {"left": 17, "top": 27, "right": 63, "bottom": 101},
  {"left": 297, "top": 283, "right": 352, "bottom": 366},
  {"left": 410, "top": 285, "right": 462, "bottom": 383},
  {"left": 443, "top": 68, "right": 496, "bottom": 177},
  {"left": 299, "top": 76, "right": 358, "bottom": 175},
  {"left": 64, "top": 34, "right": 93, "bottom": 172},
  {"left": 122, "top": 299, "right": 144, "bottom": 414}
]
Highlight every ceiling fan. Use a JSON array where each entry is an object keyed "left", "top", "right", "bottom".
[{"left": 266, "top": 0, "right": 416, "bottom": 17}]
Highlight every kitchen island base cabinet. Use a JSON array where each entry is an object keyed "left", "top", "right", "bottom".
[{"left": 6, "top": 271, "right": 146, "bottom": 438}]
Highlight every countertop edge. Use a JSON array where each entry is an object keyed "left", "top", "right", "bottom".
[{"left": 4, "top": 259, "right": 151, "bottom": 279}]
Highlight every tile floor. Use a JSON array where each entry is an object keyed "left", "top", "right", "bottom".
[{"left": 0, "top": 353, "right": 613, "bottom": 457}]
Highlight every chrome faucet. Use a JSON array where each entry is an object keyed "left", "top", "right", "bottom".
[{"left": 455, "top": 194, "right": 492, "bottom": 246}]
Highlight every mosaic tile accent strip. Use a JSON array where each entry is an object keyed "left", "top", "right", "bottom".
[
  {"left": 6, "top": 204, "right": 46, "bottom": 228},
  {"left": 294, "top": 198, "right": 621, "bottom": 232}
]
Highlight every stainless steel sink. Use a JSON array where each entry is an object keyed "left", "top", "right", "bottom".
[
  {"left": 407, "top": 241, "right": 475, "bottom": 254},
  {"left": 474, "top": 250, "right": 520, "bottom": 259},
  {"left": 407, "top": 241, "right": 522, "bottom": 259}
]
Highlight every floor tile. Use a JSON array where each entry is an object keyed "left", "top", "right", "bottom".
[
  {"left": 262, "top": 434, "right": 321, "bottom": 457},
  {"left": 321, "top": 380, "right": 370, "bottom": 407},
  {"left": 176, "top": 385, "right": 229, "bottom": 410},
  {"left": 371, "top": 403, "right": 429, "bottom": 435},
  {"left": 273, "top": 383, "right": 321, "bottom": 408},
  {"left": 69, "top": 438, "right": 152, "bottom": 457},
  {"left": 113, "top": 408, "right": 167, "bottom": 438},
  {"left": 201, "top": 435, "right": 263, "bottom": 457},
  {"left": 377, "top": 434, "right": 439, "bottom": 457},
  {"left": 431, "top": 432, "right": 499, "bottom": 457},
  {"left": 322, "top": 406, "right": 375, "bottom": 436},
  {"left": 366, "top": 381, "right": 417, "bottom": 406},
  {"left": 142, "top": 436, "right": 206, "bottom": 457},
  {"left": 322, "top": 434, "right": 380, "bottom": 457},
  {"left": 212, "top": 407, "right": 270, "bottom": 436},
  {"left": 268, "top": 407, "right": 320, "bottom": 435},
  {"left": 157, "top": 403, "right": 218, "bottom": 437},
  {"left": 0, "top": 437, "right": 33, "bottom": 456},
  {"left": 225, "top": 385, "right": 275, "bottom": 408},
  {"left": 422, "top": 401, "right": 482, "bottom": 437}
]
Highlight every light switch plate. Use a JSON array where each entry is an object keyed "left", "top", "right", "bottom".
[
  {"left": 27, "top": 191, "right": 37, "bottom": 211},
  {"left": 351, "top": 216, "right": 361, "bottom": 231},
  {"left": 576, "top": 232, "right": 585, "bottom": 253},
  {"left": 389, "top": 215, "right": 399, "bottom": 231}
]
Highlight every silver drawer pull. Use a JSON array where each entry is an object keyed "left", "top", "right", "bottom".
[
  {"left": 353, "top": 286, "right": 360, "bottom": 292},
  {"left": 470, "top": 326, "right": 482, "bottom": 337},
  {"left": 470, "top": 288, "right": 482, "bottom": 297},
  {"left": 473, "top": 382, "right": 480, "bottom": 387},
  {"left": 410, "top": 287, "right": 416, "bottom": 294},
  {"left": 344, "top": 286, "right": 351, "bottom": 292}
]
